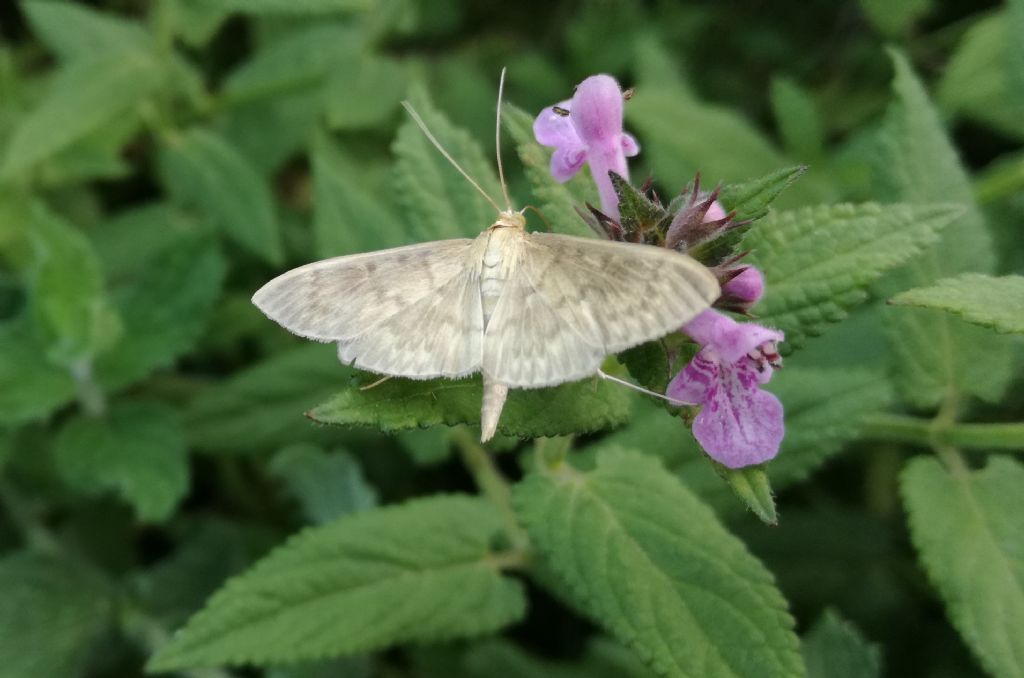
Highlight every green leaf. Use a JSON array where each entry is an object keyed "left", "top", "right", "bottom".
[
  {"left": 770, "top": 78, "right": 824, "bottom": 162},
  {"left": 858, "top": 0, "right": 931, "bottom": 36},
  {"left": 158, "top": 128, "right": 283, "bottom": 265},
  {"left": 392, "top": 85, "right": 504, "bottom": 241},
  {"left": 889, "top": 273, "right": 1024, "bottom": 334},
  {"left": 938, "top": 12, "right": 1024, "bottom": 141},
  {"left": 802, "top": 610, "right": 882, "bottom": 678},
  {"left": 211, "top": 0, "right": 372, "bottom": 14},
  {"left": 0, "top": 552, "right": 114, "bottom": 678},
  {"left": 148, "top": 495, "right": 526, "bottom": 670},
  {"left": 463, "top": 637, "right": 657, "bottom": 678},
  {"left": 513, "top": 450, "right": 805, "bottom": 678},
  {"left": 311, "top": 132, "right": 407, "bottom": 258},
  {"left": 0, "top": 318, "right": 76, "bottom": 426},
  {"left": 309, "top": 374, "right": 632, "bottom": 440},
  {"left": 901, "top": 456, "right": 1024, "bottom": 678},
  {"left": 764, "top": 367, "right": 893, "bottom": 488},
  {"left": 134, "top": 519, "right": 274, "bottom": 629},
  {"left": 269, "top": 444, "right": 379, "bottom": 524},
  {"left": 184, "top": 345, "right": 355, "bottom": 454},
  {"left": 53, "top": 400, "right": 189, "bottom": 522},
  {"left": 1, "top": 51, "right": 162, "bottom": 178},
  {"left": 223, "top": 24, "right": 358, "bottom": 105},
  {"left": 1009, "top": 0, "right": 1024, "bottom": 116},
  {"left": 717, "top": 165, "right": 808, "bottom": 222},
  {"left": 267, "top": 657, "right": 371, "bottom": 678},
  {"left": 22, "top": 1, "right": 149, "bottom": 59},
  {"left": 503, "top": 103, "right": 599, "bottom": 238},
  {"left": 324, "top": 56, "right": 406, "bottom": 129},
  {"left": 95, "top": 232, "right": 226, "bottom": 391},
  {"left": 26, "top": 201, "right": 121, "bottom": 365},
  {"left": 875, "top": 50, "right": 1014, "bottom": 407},
  {"left": 625, "top": 84, "right": 790, "bottom": 190},
  {"left": 747, "top": 203, "right": 959, "bottom": 350}
]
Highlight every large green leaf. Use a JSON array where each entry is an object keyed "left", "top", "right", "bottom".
[
  {"left": 311, "top": 132, "right": 407, "bottom": 258},
  {"left": 223, "top": 24, "right": 359, "bottom": 105},
  {"left": 323, "top": 56, "right": 407, "bottom": 130},
  {"left": 889, "top": 273, "right": 1024, "bottom": 334},
  {"left": 513, "top": 449, "right": 805, "bottom": 678},
  {"left": 392, "top": 86, "right": 504, "bottom": 241},
  {"left": 269, "top": 444, "right": 379, "bottom": 524},
  {"left": 802, "top": 610, "right": 881, "bottom": 678},
  {"left": 53, "top": 400, "right": 190, "bottom": 522},
  {"left": 902, "top": 456, "right": 1024, "bottom": 678},
  {"left": 148, "top": 495, "right": 526, "bottom": 670},
  {"left": 183, "top": 344, "right": 354, "bottom": 453},
  {"left": 462, "top": 637, "right": 657, "bottom": 678},
  {"left": 309, "top": 374, "right": 632, "bottom": 440},
  {"left": 95, "top": 233, "right": 226, "bottom": 391},
  {"left": 858, "top": 0, "right": 931, "bottom": 36},
  {"left": 158, "top": 128, "right": 283, "bottom": 265},
  {"left": 1, "top": 51, "right": 162, "bottom": 177},
  {"left": 938, "top": 11, "right": 1024, "bottom": 141},
  {"left": 747, "top": 203, "right": 959, "bottom": 351},
  {"left": 502, "top": 103, "right": 599, "bottom": 238},
  {"left": 25, "top": 201, "right": 121, "bottom": 365},
  {"left": 210, "top": 0, "right": 372, "bottom": 14},
  {"left": 0, "top": 552, "right": 114, "bottom": 678},
  {"left": 0, "top": 318, "right": 76, "bottom": 426},
  {"left": 875, "top": 50, "right": 1014, "bottom": 408},
  {"left": 22, "top": 1, "right": 149, "bottom": 59},
  {"left": 770, "top": 77, "right": 824, "bottom": 163},
  {"left": 625, "top": 84, "right": 791, "bottom": 191}
]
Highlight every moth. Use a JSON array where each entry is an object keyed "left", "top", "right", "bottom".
[{"left": 253, "top": 71, "right": 719, "bottom": 441}]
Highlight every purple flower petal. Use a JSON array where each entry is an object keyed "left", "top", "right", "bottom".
[
  {"left": 533, "top": 99, "right": 578, "bottom": 148},
  {"left": 723, "top": 266, "right": 765, "bottom": 304},
  {"left": 692, "top": 362, "right": 784, "bottom": 468},
  {"left": 666, "top": 350, "right": 717, "bottom": 404},
  {"left": 570, "top": 75, "right": 625, "bottom": 147},
  {"left": 683, "top": 310, "right": 784, "bottom": 364},
  {"left": 550, "top": 145, "right": 587, "bottom": 182},
  {"left": 705, "top": 200, "right": 727, "bottom": 222},
  {"left": 621, "top": 132, "right": 640, "bottom": 157}
]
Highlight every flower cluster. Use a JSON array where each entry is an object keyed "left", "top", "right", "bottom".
[{"left": 535, "top": 75, "right": 785, "bottom": 469}]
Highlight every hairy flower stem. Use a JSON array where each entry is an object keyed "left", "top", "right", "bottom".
[
  {"left": 863, "top": 414, "right": 1024, "bottom": 451},
  {"left": 451, "top": 428, "right": 531, "bottom": 553}
]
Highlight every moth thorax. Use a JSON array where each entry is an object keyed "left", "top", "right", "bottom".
[{"left": 493, "top": 210, "right": 526, "bottom": 230}]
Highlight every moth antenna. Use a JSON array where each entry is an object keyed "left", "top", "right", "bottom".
[
  {"left": 495, "top": 67, "right": 513, "bottom": 211},
  {"left": 400, "top": 100, "right": 504, "bottom": 215},
  {"left": 597, "top": 370, "right": 687, "bottom": 406}
]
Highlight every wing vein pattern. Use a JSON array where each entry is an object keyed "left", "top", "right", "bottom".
[
  {"left": 482, "top": 232, "right": 719, "bottom": 388},
  {"left": 252, "top": 239, "right": 483, "bottom": 379}
]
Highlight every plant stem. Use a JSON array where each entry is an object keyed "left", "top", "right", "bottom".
[
  {"left": 451, "top": 428, "right": 530, "bottom": 552},
  {"left": 863, "top": 414, "right": 1024, "bottom": 451}
]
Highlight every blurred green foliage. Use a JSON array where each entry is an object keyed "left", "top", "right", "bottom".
[{"left": 1, "top": 0, "right": 1022, "bottom": 677}]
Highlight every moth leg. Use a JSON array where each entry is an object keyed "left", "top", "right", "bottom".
[
  {"left": 359, "top": 375, "right": 394, "bottom": 391},
  {"left": 596, "top": 369, "right": 687, "bottom": 406}
]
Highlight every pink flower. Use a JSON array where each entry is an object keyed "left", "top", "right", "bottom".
[
  {"left": 533, "top": 74, "right": 640, "bottom": 220},
  {"left": 668, "top": 310, "right": 785, "bottom": 468},
  {"left": 723, "top": 266, "right": 765, "bottom": 303}
]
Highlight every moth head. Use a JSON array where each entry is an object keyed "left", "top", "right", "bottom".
[{"left": 495, "top": 210, "right": 526, "bottom": 230}]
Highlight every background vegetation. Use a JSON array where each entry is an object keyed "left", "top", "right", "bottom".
[{"left": 0, "top": 0, "right": 1022, "bottom": 677}]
